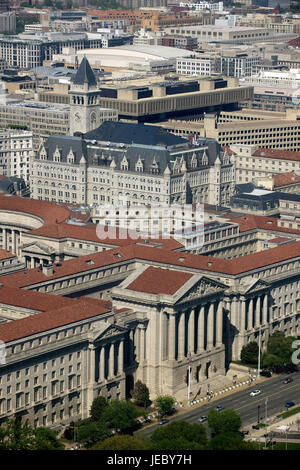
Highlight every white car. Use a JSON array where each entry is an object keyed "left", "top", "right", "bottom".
[{"left": 250, "top": 389, "right": 261, "bottom": 397}]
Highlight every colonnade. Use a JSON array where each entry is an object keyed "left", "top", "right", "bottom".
[{"left": 168, "top": 300, "right": 224, "bottom": 361}]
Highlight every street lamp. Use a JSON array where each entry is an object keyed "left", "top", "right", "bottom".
[
  {"left": 257, "top": 405, "right": 261, "bottom": 424},
  {"left": 257, "top": 326, "right": 261, "bottom": 379}
]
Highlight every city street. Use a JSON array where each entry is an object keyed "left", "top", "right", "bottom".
[{"left": 139, "top": 371, "right": 300, "bottom": 437}]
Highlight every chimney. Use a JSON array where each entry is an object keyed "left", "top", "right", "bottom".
[{"left": 42, "top": 261, "right": 53, "bottom": 277}]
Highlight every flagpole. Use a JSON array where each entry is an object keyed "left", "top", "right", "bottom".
[
  {"left": 188, "top": 352, "right": 191, "bottom": 406},
  {"left": 258, "top": 326, "right": 261, "bottom": 379}
]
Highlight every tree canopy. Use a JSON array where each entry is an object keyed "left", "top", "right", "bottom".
[
  {"left": 240, "top": 341, "right": 259, "bottom": 364},
  {"left": 91, "top": 435, "right": 149, "bottom": 450},
  {"left": 207, "top": 409, "right": 241, "bottom": 436},
  {"left": 154, "top": 395, "right": 175, "bottom": 416},
  {"left": 90, "top": 396, "right": 108, "bottom": 421},
  {"left": 131, "top": 380, "right": 150, "bottom": 407},
  {"left": 0, "top": 418, "right": 64, "bottom": 450},
  {"left": 101, "top": 399, "right": 141, "bottom": 434},
  {"left": 262, "top": 331, "right": 297, "bottom": 368},
  {"left": 150, "top": 420, "right": 207, "bottom": 450},
  {"left": 207, "top": 432, "right": 256, "bottom": 450}
]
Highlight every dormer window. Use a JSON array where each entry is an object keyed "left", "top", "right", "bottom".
[
  {"left": 67, "top": 149, "right": 75, "bottom": 164},
  {"left": 135, "top": 157, "right": 144, "bottom": 172},
  {"left": 53, "top": 147, "right": 61, "bottom": 163},
  {"left": 121, "top": 156, "right": 128, "bottom": 171}
]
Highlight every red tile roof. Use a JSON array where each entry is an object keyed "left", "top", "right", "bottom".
[
  {"left": 273, "top": 172, "right": 300, "bottom": 188},
  {"left": 0, "top": 194, "right": 70, "bottom": 226},
  {"left": 0, "top": 286, "right": 76, "bottom": 311},
  {"left": 28, "top": 222, "right": 183, "bottom": 250},
  {"left": 253, "top": 148, "right": 300, "bottom": 161},
  {"left": 127, "top": 266, "right": 193, "bottom": 295},
  {"left": 267, "top": 237, "right": 293, "bottom": 244},
  {"left": 0, "top": 297, "right": 112, "bottom": 343},
  {"left": 0, "top": 244, "right": 137, "bottom": 288},
  {"left": 229, "top": 214, "right": 300, "bottom": 236},
  {"left": 0, "top": 249, "right": 16, "bottom": 261}
]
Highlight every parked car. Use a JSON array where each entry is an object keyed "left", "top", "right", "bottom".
[
  {"left": 283, "top": 377, "right": 293, "bottom": 384},
  {"left": 285, "top": 401, "right": 295, "bottom": 408},
  {"left": 215, "top": 405, "right": 224, "bottom": 411},
  {"left": 250, "top": 389, "right": 261, "bottom": 397},
  {"left": 158, "top": 418, "right": 169, "bottom": 425},
  {"left": 261, "top": 369, "right": 272, "bottom": 377},
  {"left": 198, "top": 416, "right": 207, "bottom": 423}
]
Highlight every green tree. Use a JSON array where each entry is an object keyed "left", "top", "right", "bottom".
[
  {"left": 207, "top": 409, "right": 241, "bottom": 436},
  {"left": 75, "top": 420, "right": 111, "bottom": 445},
  {"left": 150, "top": 421, "right": 207, "bottom": 450},
  {"left": 155, "top": 395, "right": 175, "bottom": 416},
  {"left": 101, "top": 400, "right": 141, "bottom": 434},
  {"left": 262, "top": 353, "right": 283, "bottom": 369},
  {"left": 207, "top": 432, "right": 255, "bottom": 450},
  {"left": 0, "top": 418, "right": 36, "bottom": 450},
  {"left": 131, "top": 380, "right": 150, "bottom": 407},
  {"left": 0, "top": 418, "right": 64, "bottom": 450},
  {"left": 90, "top": 396, "right": 108, "bottom": 421},
  {"left": 266, "top": 331, "right": 295, "bottom": 365},
  {"left": 91, "top": 434, "right": 149, "bottom": 450},
  {"left": 240, "top": 341, "right": 259, "bottom": 364},
  {"left": 33, "top": 427, "right": 64, "bottom": 450}
]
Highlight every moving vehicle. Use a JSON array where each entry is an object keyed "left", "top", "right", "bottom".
[
  {"left": 283, "top": 378, "right": 293, "bottom": 384},
  {"left": 158, "top": 418, "right": 169, "bottom": 425},
  {"left": 250, "top": 389, "right": 261, "bottom": 397},
  {"left": 215, "top": 405, "right": 224, "bottom": 411},
  {"left": 284, "top": 401, "right": 295, "bottom": 408},
  {"left": 198, "top": 416, "right": 207, "bottom": 423}
]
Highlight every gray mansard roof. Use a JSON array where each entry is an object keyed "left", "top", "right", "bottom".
[
  {"left": 84, "top": 121, "right": 187, "bottom": 147},
  {"left": 40, "top": 135, "right": 88, "bottom": 163},
  {"left": 38, "top": 129, "right": 226, "bottom": 175}
]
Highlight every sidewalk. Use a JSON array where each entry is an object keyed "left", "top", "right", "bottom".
[{"left": 246, "top": 411, "right": 300, "bottom": 441}]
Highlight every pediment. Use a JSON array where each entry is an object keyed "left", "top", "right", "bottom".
[
  {"left": 92, "top": 322, "right": 126, "bottom": 343},
  {"left": 241, "top": 278, "right": 270, "bottom": 295},
  {"left": 21, "top": 242, "right": 55, "bottom": 256},
  {"left": 175, "top": 276, "right": 227, "bottom": 305}
]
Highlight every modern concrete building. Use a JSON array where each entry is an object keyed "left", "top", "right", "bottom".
[
  {"left": 152, "top": 109, "right": 300, "bottom": 151},
  {"left": 164, "top": 25, "right": 273, "bottom": 45},
  {"left": 0, "top": 32, "right": 103, "bottom": 69},
  {"left": 86, "top": 72, "right": 253, "bottom": 123}
]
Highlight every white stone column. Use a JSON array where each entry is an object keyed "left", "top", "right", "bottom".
[
  {"left": 118, "top": 340, "right": 124, "bottom": 375},
  {"left": 216, "top": 300, "right": 223, "bottom": 345},
  {"left": 255, "top": 296, "right": 261, "bottom": 328},
  {"left": 168, "top": 314, "right": 176, "bottom": 360},
  {"left": 31, "top": 257, "right": 35, "bottom": 269},
  {"left": 241, "top": 298, "right": 246, "bottom": 333},
  {"left": 108, "top": 343, "right": 115, "bottom": 379},
  {"left": 140, "top": 327, "right": 145, "bottom": 363},
  {"left": 231, "top": 296, "right": 239, "bottom": 330},
  {"left": 188, "top": 308, "right": 195, "bottom": 354},
  {"left": 197, "top": 305, "right": 205, "bottom": 353},
  {"left": 99, "top": 345, "right": 105, "bottom": 381},
  {"left": 12, "top": 230, "right": 16, "bottom": 254},
  {"left": 207, "top": 302, "right": 215, "bottom": 349},
  {"left": 89, "top": 345, "right": 96, "bottom": 383},
  {"left": 3, "top": 229, "right": 7, "bottom": 251},
  {"left": 263, "top": 294, "right": 268, "bottom": 325},
  {"left": 130, "top": 329, "right": 134, "bottom": 362},
  {"left": 248, "top": 298, "right": 253, "bottom": 330},
  {"left": 178, "top": 312, "right": 185, "bottom": 359}
]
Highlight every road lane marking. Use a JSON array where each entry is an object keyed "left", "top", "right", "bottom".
[{"left": 235, "top": 382, "right": 300, "bottom": 411}]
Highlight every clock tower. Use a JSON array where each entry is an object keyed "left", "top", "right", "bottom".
[{"left": 69, "top": 56, "right": 101, "bottom": 136}]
